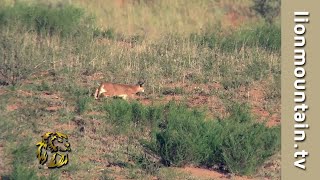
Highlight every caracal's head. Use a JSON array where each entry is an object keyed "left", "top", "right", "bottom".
[{"left": 137, "top": 80, "right": 145, "bottom": 93}]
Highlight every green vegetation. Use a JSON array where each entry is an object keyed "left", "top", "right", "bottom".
[
  {"left": 252, "top": 0, "right": 281, "bottom": 24},
  {"left": 6, "top": 140, "right": 58, "bottom": 180},
  {"left": 190, "top": 23, "right": 280, "bottom": 52},
  {"left": 104, "top": 100, "right": 280, "bottom": 175},
  {"left": 0, "top": 2, "right": 93, "bottom": 37},
  {"left": 0, "top": 0, "right": 280, "bottom": 179}
]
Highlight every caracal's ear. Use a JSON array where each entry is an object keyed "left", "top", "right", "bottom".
[{"left": 137, "top": 80, "right": 145, "bottom": 87}]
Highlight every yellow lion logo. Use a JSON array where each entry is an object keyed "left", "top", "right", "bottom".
[{"left": 36, "top": 132, "right": 71, "bottom": 168}]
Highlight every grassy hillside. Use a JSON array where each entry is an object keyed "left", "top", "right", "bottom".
[{"left": 0, "top": 0, "right": 280, "bottom": 179}]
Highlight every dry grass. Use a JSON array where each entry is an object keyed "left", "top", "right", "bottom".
[
  {"left": 0, "top": 0, "right": 280, "bottom": 179},
  {"left": 73, "top": 0, "right": 255, "bottom": 39}
]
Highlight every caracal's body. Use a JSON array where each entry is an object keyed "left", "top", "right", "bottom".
[{"left": 94, "top": 81, "right": 144, "bottom": 100}]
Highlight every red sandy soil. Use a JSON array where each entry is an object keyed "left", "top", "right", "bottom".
[
  {"left": 176, "top": 167, "right": 252, "bottom": 180},
  {"left": 0, "top": 89, "right": 7, "bottom": 95},
  {"left": 140, "top": 81, "right": 279, "bottom": 127},
  {"left": 0, "top": 75, "right": 280, "bottom": 179},
  {"left": 6, "top": 104, "right": 21, "bottom": 111}
]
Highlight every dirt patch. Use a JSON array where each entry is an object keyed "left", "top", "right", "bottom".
[
  {"left": 188, "top": 95, "right": 208, "bottom": 107},
  {"left": 163, "top": 95, "right": 184, "bottom": 103},
  {"left": 236, "top": 81, "right": 280, "bottom": 127},
  {"left": 6, "top": 104, "right": 20, "bottom": 111},
  {"left": 40, "top": 91, "right": 61, "bottom": 100},
  {"left": 42, "top": 123, "right": 77, "bottom": 133},
  {"left": 257, "top": 153, "right": 280, "bottom": 179},
  {"left": 266, "top": 114, "right": 281, "bottom": 127},
  {"left": 87, "top": 111, "right": 104, "bottom": 116},
  {"left": 17, "top": 89, "right": 33, "bottom": 97},
  {"left": 176, "top": 167, "right": 252, "bottom": 180},
  {"left": 164, "top": 82, "right": 222, "bottom": 95},
  {"left": 0, "top": 89, "right": 7, "bottom": 95},
  {"left": 252, "top": 108, "right": 270, "bottom": 120},
  {"left": 45, "top": 106, "right": 62, "bottom": 112},
  {"left": 139, "top": 95, "right": 183, "bottom": 106}
]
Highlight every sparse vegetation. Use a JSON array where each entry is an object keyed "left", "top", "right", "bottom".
[
  {"left": 252, "top": 0, "right": 281, "bottom": 24},
  {"left": 103, "top": 100, "right": 280, "bottom": 175},
  {"left": 0, "top": 0, "right": 280, "bottom": 179}
]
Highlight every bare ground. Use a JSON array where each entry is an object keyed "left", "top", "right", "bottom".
[{"left": 0, "top": 73, "right": 280, "bottom": 179}]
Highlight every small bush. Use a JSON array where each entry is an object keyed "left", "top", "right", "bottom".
[
  {"left": 11, "top": 165, "right": 38, "bottom": 180},
  {"left": 9, "top": 140, "right": 38, "bottom": 180},
  {"left": 227, "top": 102, "right": 253, "bottom": 123},
  {"left": 221, "top": 76, "right": 251, "bottom": 90},
  {"left": 104, "top": 101, "right": 280, "bottom": 175},
  {"left": 152, "top": 103, "right": 280, "bottom": 174},
  {"left": 8, "top": 140, "right": 58, "bottom": 180},
  {"left": 245, "top": 58, "right": 270, "bottom": 81},
  {"left": 221, "top": 122, "right": 280, "bottom": 175},
  {"left": 76, "top": 96, "right": 91, "bottom": 114},
  {"left": 37, "top": 81, "right": 51, "bottom": 91},
  {"left": 105, "top": 99, "right": 137, "bottom": 128},
  {"left": 252, "top": 0, "right": 280, "bottom": 24},
  {"left": 104, "top": 99, "right": 161, "bottom": 133}
]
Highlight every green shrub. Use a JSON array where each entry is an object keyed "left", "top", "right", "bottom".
[
  {"left": 8, "top": 140, "right": 59, "bottom": 180},
  {"left": 10, "top": 140, "right": 38, "bottom": 180},
  {"left": 154, "top": 103, "right": 207, "bottom": 166},
  {"left": 252, "top": 0, "right": 280, "bottom": 24},
  {"left": 149, "top": 102, "right": 279, "bottom": 175},
  {"left": 227, "top": 103, "right": 253, "bottom": 123},
  {"left": 245, "top": 58, "right": 270, "bottom": 81},
  {"left": 221, "top": 76, "right": 250, "bottom": 90},
  {"left": 11, "top": 164, "right": 38, "bottom": 180},
  {"left": 37, "top": 81, "right": 51, "bottom": 91},
  {"left": 104, "top": 100, "right": 280, "bottom": 175},
  {"left": 76, "top": 96, "right": 91, "bottom": 114},
  {"left": 104, "top": 99, "right": 161, "bottom": 133},
  {"left": 221, "top": 122, "right": 280, "bottom": 175}
]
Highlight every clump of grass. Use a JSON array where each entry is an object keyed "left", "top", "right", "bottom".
[
  {"left": 0, "top": 0, "right": 280, "bottom": 178},
  {"left": 151, "top": 102, "right": 280, "bottom": 175},
  {"left": 10, "top": 140, "right": 36, "bottom": 177},
  {"left": 104, "top": 99, "right": 162, "bottom": 134},
  {"left": 0, "top": 2, "right": 94, "bottom": 38},
  {"left": 221, "top": 121, "right": 280, "bottom": 175},
  {"left": 5, "top": 139, "right": 59, "bottom": 180},
  {"left": 0, "top": 2, "right": 95, "bottom": 86},
  {"left": 132, "top": 153, "right": 160, "bottom": 176},
  {"left": 190, "top": 23, "right": 280, "bottom": 53},
  {"left": 74, "top": 87, "right": 92, "bottom": 114},
  {"left": 162, "top": 87, "right": 185, "bottom": 95},
  {"left": 104, "top": 100, "right": 280, "bottom": 175},
  {"left": 252, "top": 0, "right": 280, "bottom": 24},
  {"left": 37, "top": 81, "right": 51, "bottom": 91},
  {"left": 76, "top": 96, "right": 91, "bottom": 114},
  {"left": 245, "top": 57, "right": 270, "bottom": 81}
]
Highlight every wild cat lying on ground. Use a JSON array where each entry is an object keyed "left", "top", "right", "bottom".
[{"left": 94, "top": 80, "right": 145, "bottom": 100}]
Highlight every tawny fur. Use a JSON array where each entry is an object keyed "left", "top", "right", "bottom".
[{"left": 94, "top": 81, "right": 144, "bottom": 100}]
